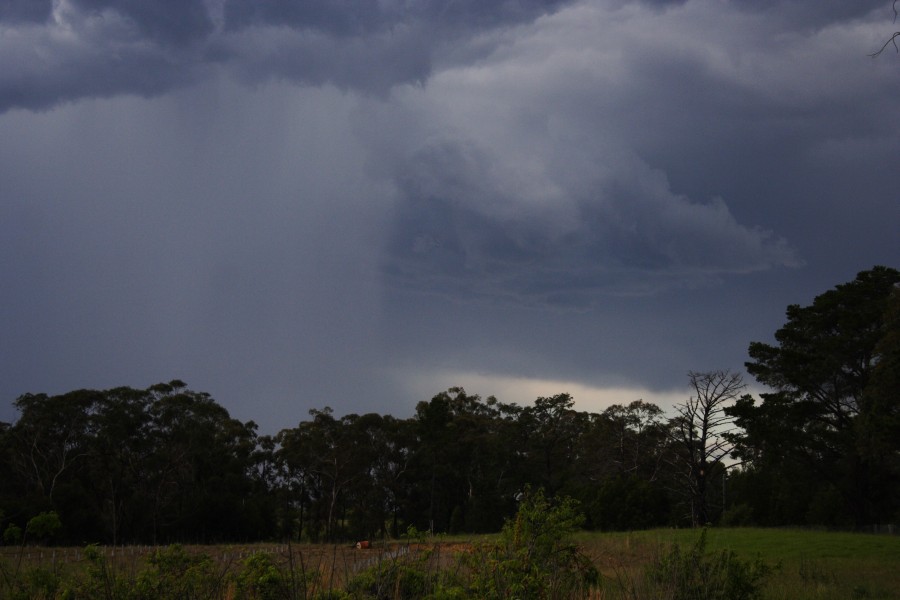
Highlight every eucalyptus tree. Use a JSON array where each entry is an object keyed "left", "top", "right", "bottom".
[
  {"left": 6, "top": 389, "right": 99, "bottom": 508},
  {"left": 2, "top": 382, "right": 271, "bottom": 543},
  {"left": 144, "top": 383, "right": 269, "bottom": 542},
  {"left": 577, "top": 400, "right": 672, "bottom": 530},
  {"left": 599, "top": 400, "right": 668, "bottom": 481},
  {"left": 3, "top": 389, "right": 104, "bottom": 544},
  {"left": 276, "top": 408, "right": 375, "bottom": 541},
  {"left": 518, "top": 393, "right": 589, "bottom": 496},
  {"left": 349, "top": 413, "right": 415, "bottom": 539},
  {"left": 84, "top": 385, "right": 153, "bottom": 545},
  {"left": 410, "top": 388, "right": 521, "bottom": 534}
]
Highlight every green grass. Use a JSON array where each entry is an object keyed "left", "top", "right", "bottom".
[{"left": 577, "top": 528, "right": 900, "bottom": 600}]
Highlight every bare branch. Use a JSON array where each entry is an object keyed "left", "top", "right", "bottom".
[
  {"left": 870, "top": 32, "right": 900, "bottom": 57},
  {"left": 871, "top": 1, "right": 900, "bottom": 57},
  {"left": 668, "top": 370, "right": 745, "bottom": 526}
]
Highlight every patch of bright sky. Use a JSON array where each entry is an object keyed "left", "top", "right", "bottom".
[{"left": 398, "top": 369, "right": 690, "bottom": 416}]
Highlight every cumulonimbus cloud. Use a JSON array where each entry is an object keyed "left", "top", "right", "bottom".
[
  {"left": 0, "top": 0, "right": 577, "bottom": 112},
  {"left": 1, "top": 0, "right": 892, "bottom": 112},
  {"left": 372, "top": 1, "right": 819, "bottom": 305},
  {"left": 3, "top": 0, "right": 889, "bottom": 304},
  {"left": 383, "top": 136, "right": 803, "bottom": 305}
]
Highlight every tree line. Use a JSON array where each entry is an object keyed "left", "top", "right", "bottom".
[{"left": 0, "top": 266, "right": 897, "bottom": 545}]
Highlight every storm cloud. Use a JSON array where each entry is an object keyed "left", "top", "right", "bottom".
[
  {"left": 0, "top": 0, "right": 578, "bottom": 111},
  {"left": 1, "top": 0, "right": 898, "bottom": 431}
]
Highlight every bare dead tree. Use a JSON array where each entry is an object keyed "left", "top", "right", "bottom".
[
  {"left": 870, "top": 0, "right": 900, "bottom": 57},
  {"left": 668, "top": 370, "right": 746, "bottom": 527}
]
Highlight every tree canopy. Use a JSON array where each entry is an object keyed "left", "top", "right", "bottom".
[
  {"left": 1, "top": 267, "right": 897, "bottom": 543},
  {"left": 731, "top": 266, "right": 900, "bottom": 526}
]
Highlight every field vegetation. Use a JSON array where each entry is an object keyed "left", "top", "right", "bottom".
[
  {"left": 2, "top": 517, "right": 898, "bottom": 599},
  {"left": 582, "top": 527, "right": 900, "bottom": 600}
]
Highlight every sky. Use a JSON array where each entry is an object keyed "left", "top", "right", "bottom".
[{"left": 1, "top": 0, "right": 898, "bottom": 434}]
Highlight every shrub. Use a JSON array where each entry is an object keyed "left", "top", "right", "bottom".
[
  {"left": 3, "top": 523, "right": 22, "bottom": 545},
  {"left": 0, "top": 564, "right": 70, "bottom": 600},
  {"left": 25, "top": 512, "right": 62, "bottom": 545},
  {"left": 647, "top": 529, "right": 775, "bottom": 600},
  {"left": 464, "top": 488, "right": 600, "bottom": 599},
  {"left": 132, "top": 544, "right": 227, "bottom": 600},
  {"left": 233, "top": 551, "right": 291, "bottom": 600},
  {"left": 74, "top": 544, "right": 129, "bottom": 600},
  {"left": 346, "top": 547, "right": 436, "bottom": 600}
]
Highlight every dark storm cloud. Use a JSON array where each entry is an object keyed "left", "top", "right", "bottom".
[
  {"left": 222, "top": 0, "right": 385, "bottom": 35},
  {"left": 371, "top": 0, "right": 846, "bottom": 305},
  {"left": 70, "top": 0, "right": 214, "bottom": 44},
  {"left": 4, "top": 0, "right": 888, "bottom": 114},
  {"left": 215, "top": 0, "right": 576, "bottom": 94},
  {"left": 638, "top": 0, "right": 688, "bottom": 9},
  {"left": 733, "top": 0, "right": 889, "bottom": 29},
  {"left": 0, "top": 2, "right": 208, "bottom": 112},
  {"left": 385, "top": 138, "right": 800, "bottom": 306},
  {"left": 222, "top": 0, "right": 571, "bottom": 34},
  {"left": 1, "top": 0, "right": 898, "bottom": 429},
  {"left": 212, "top": 24, "right": 435, "bottom": 94},
  {"left": 0, "top": 0, "right": 53, "bottom": 23},
  {"left": 0, "top": 51, "right": 200, "bottom": 114},
  {"left": 0, "top": 0, "right": 576, "bottom": 113}
]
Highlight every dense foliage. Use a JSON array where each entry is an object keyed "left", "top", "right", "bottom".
[
  {"left": 0, "top": 267, "right": 897, "bottom": 545},
  {"left": 729, "top": 266, "right": 900, "bottom": 528}
]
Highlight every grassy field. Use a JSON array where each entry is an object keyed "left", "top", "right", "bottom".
[
  {"left": 1, "top": 528, "right": 898, "bottom": 598},
  {"left": 578, "top": 527, "right": 900, "bottom": 599},
  {"left": 0, "top": 541, "right": 398, "bottom": 596}
]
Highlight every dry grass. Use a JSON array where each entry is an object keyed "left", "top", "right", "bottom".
[
  {"left": 2, "top": 528, "right": 898, "bottom": 599},
  {"left": 0, "top": 538, "right": 475, "bottom": 598}
]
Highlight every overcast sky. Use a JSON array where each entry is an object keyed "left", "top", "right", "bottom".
[{"left": 1, "top": 0, "right": 898, "bottom": 433}]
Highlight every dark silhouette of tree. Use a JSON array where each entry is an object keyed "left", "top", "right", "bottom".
[
  {"left": 598, "top": 400, "right": 668, "bottom": 480},
  {"left": 859, "top": 285, "right": 900, "bottom": 519},
  {"left": 519, "top": 393, "right": 588, "bottom": 495},
  {"left": 668, "top": 370, "right": 745, "bottom": 527},
  {"left": 577, "top": 401, "right": 672, "bottom": 530},
  {"left": 408, "top": 388, "right": 520, "bottom": 535},
  {"left": 733, "top": 266, "right": 900, "bottom": 526},
  {"left": 2, "top": 382, "right": 272, "bottom": 545}
]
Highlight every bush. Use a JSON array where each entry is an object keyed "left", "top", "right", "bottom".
[
  {"left": 0, "top": 566, "right": 69, "bottom": 600},
  {"left": 3, "top": 523, "right": 22, "bottom": 545},
  {"left": 132, "top": 544, "right": 227, "bottom": 600},
  {"left": 464, "top": 488, "right": 600, "bottom": 599},
  {"left": 345, "top": 546, "right": 450, "bottom": 600},
  {"left": 74, "top": 544, "right": 130, "bottom": 600},
  {"left": 233, "top": 551, "right": 292, "bottom": 600},
  {"left": 25, "top": 512, "right": 61, "bottom": 545},
  {"left": 647, "top": 529, "right": 774, "bottom": 600}
]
